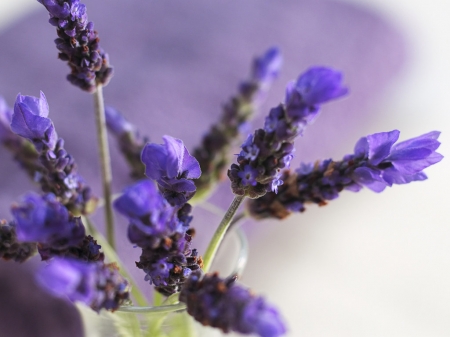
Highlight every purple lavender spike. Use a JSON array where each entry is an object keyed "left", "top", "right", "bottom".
[
  {"left": 114, "top": 181, "right": 202, "bottom": 296},
  {"left": 248, "top": 130, "right": 443, "bottom": 219},
  {"left": 37, "top": 258, "right": 129, "bottom": 312},
  {"left": 10, "top": 92, "right": 96, "bottom": 214},
  {"left": 37, "top": 0, "right": 113, "bottom": 92},
  {"left": 180, "top": 271, "right": 286, "bottom": 337},
  {"left": 11, "top": 192, "right": 103, "bottom": 262},
  {"left": 229, "top": 67, "right": 348, "bottom": 198}
]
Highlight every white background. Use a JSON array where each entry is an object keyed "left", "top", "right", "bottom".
[{"left": 1, "top": 1, "right": 449, "bottom": 336}]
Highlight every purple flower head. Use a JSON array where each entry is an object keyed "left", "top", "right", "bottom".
[
  {"left": 37, "top": 0, "right": 113, "bottom": 91},
  {"left": 180, "top": 271, "right": 286, "bottom": 337},
  {"left": 290, "top": 67, "right": 348, "bottom": 107},
  {"left": 142, "top": 135, "right": 201, "bottom": 206},
  {"left": 11, "top": 193, "right": 85, "bottom": 247},
  {"left": 251, "top": 47, "right": 282, "bottom": 86},
  {"left": 248, "top": 130, "right": 443, "bottom": 220},
  {"left": 105, "top": 106, "right": 135, "bottom": 136},
  {"left": 37, "top": 258, "right": 129, "bottom": 312},
  {"left": 114, "top": 180, "right": 180, "bottom": 246},
  {"left": 352, "top": 130, "right": 443, "bottom": 191},
  {"left": 11, "top": 92, "right": 57, "bottom": 150}
]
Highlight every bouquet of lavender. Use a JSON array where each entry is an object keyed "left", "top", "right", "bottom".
[{"left": 0, "top": 1, "right": 443, "bottom": 336}]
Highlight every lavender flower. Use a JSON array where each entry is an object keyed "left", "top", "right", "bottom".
[
  {"left": 229, "top": 67, "right": 348, "bottom": 198},
  {"left": 10, "top": 92, "right": 95, "bottom": 214},
  {"left": 12, "top": 193, "right": 84, "bottom": 246},
  {"left": 180, "top": 271, "right": 286, "bottom": 337},
  {"left": 10, "top": 91, "right": 57, "bottom": 151},
  {"left": 114, "top": 180, "right": 203, "bottom": 295},
  {"left": 37, "top": 0, "right": 113, "bottom": 92},
  {"left": 248, "top": 130, "right": 443, "bottom": 219},
  {"left": 192, "top": 47, "right": 282, "bottom": 200},
  {"left": 0, "top": 220, "right": 37, "bottom": 263},
  {"left": 11, "top": 192, "right": 103, "bottom": 262},
  {"left": 141, "top": 136, "right": 201, "bottom": 206},
  {"left": 37, "top": 258, "right": 129, "bottom": 312},
  {"left": 105, "top": 106, "right": 146, "bottom": 179},
  {"left": 0, "top": 96, "right": 41, "bottom": 178}
]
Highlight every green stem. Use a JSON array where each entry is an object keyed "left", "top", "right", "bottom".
[
  {"left": 93, "top": 85, "right": 115, "bottom": 249},
  {"left": 82, "top": 216, "right": 149, "bottom": 307},
  {"left": 202, "top": 195, "right": 245, "bottom": 272}
]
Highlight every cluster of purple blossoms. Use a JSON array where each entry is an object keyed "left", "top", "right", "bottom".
[
  {"left": 37, "top": 0, "right": 113, "bottom": 92},
  {"left": 114, "top": 180, "right": 203, "bottom": 296},
  {"left": 105, "top": 106, "right": 146, "bottom": 179},
  {"left": 141, "top": 136, "right": 201, "bottom": 206},
  {"left": 248, "top": 130, "right": 443, "bottom": 219},
  {"left": 0, "top": 220, "right": 37, "bottom": 263},
  {"left": 10, "top": 92, "right": 95, "bottom": 214},
  {"left": 37, "top": 258, "right": 129, "bottom": 312},
  {"left": 180, "top": 271, "right": 286, "bottom": 337},
  {"left": 11, "top": 192, "right": 103, "bottom": 262},
  {"left": 229, "top": 67, "right": 348, "bottom": 198},
  {"left": 192, "top": 47, "right": 282, "bottom": 200}
]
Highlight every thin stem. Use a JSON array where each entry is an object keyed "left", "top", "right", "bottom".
[
  {"left": 82, "top": 216, "right": 149, "bottom": 307},
  {"left": 202, "top": 195, "right": 245, "bottom": 272},
  {"left": 226, "top": 212, "right": 247, "bottom": 233},
  {"left": 93, "top": 85, "right": 115, "bottom": 249}
]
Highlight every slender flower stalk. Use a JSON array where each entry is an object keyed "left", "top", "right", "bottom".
[
  {"left": 202, "top": 195, "right": 244, "bottom": 272},
  {"left": 93, "top": 85, "right": 115, "bottom": 249},
  {"left": 248, "top": 130, "right": 443, "bottom": 219}
]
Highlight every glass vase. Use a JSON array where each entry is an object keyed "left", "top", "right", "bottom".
[{"left": 77, "top": 227, "right": 248, "bottom": 337}]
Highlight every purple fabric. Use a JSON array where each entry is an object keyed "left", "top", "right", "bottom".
[{"left": 0, "top": 0, "right": 407, "bottom": 334}]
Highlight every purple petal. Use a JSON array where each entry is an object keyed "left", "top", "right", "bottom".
[
  {"left": 181, "top": 145, "right": 201, "bottom": 179},
  {"left": 352, "top": 166, "right": 387, "bottom": 192},
  {"left": 391, "top": 151, "right": 443, "bottom": 175},
  {"left": 382, "top": 167, "right": 428, "bottom": 185},
  {"left": 366, "top": 130, "right": 399, "bottom": 165},
  {"left": 162, "top": 135, "right": 185, "bottom": 179},
  {"left": 392, "top": 131, "right": 441, "bottom": 152},
  {"left": 295, "top": 67, "right": 348, "bottom": 106},
  {"left": 114, "top": 180, "right": 162, "bottom": 218},
  {"left": 141, "top": 143, "right": 167, "bottom": 180}
]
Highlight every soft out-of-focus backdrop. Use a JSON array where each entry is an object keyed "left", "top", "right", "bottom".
[{"left": 0, "top": 1, "right": 449, "bottom": 336}]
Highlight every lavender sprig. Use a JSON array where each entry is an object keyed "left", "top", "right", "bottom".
[
  {"left": 0, "top": 220, "right": 37, "bottom": 263},
  {"left": 229, "top": 67, "right": 348, "bottom": 198},
  {"left": 248, "top": 130, "right": 443, "bottom": 219},
  {"left": 37, "top": 258, "right": 129, "bottom": 312},
  {"left": 180, "top": 271, "right": 286, "bottom": 337},
  {"left": 114, "top": 180, "right": 203, "bottom": 296},
  {"left": 11, "top": 192, "right": 104, "bottom": 262},
  {"left": 10, "top": 92, "right": 96, "bottom": 214},
  {"left": 105, "top": 106, "right": 146, "bottom": 179},
  {"left": 37, "top": 0, "right": 113, "bottom": 92},
  {"left": 192, "top": 47, "right": 282, "bottom": 201}
]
